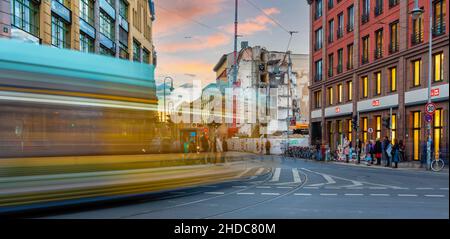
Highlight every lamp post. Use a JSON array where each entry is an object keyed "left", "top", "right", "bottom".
[
  {"left": 163, "top": 76, "right": 174, "bottom": 122},
  {"left": 410, "top": 0, "right": 432, "bottom": 170}
]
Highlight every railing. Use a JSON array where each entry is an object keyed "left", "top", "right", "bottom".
[
  {"left": 374, "top": 48, "right": 383, "bottom": 59},
  {"left": 433, "top": 20, "right": 446, "bottom": 37},
  {"left": 389, "top": 0, "right": 399, "bottom": 8},
  {"left": 411, "top": 32, "right": 423, "bottom": 45},
  {"left": 337, "top": 64, "right": 343, "bottom": 74},
  {"left": 347, "top": 23, "right": 353, "bottom": 33},
  {"left": 375, "top": 5, "right": 383, "bottom": 16},
  {"left": 337, "top": 28, "right": 343, "bottom": 38},
  {"left": 361, "top": 13, "right": 369, "bottom": 24},
  {"left": 388, "top": 42, "right": 399, "bottom": 54}
]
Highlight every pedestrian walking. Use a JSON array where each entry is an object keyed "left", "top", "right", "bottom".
[
  {"left": 375, "top": 138, "right": 382, "bottom": 165},
  {"left": 365, "top": 141, "right": 372, "bottom": 166},
  {"left": 385, "top": 137, "right": 393, "bottom": 167},
  {"left": 382, "top": 136, "right": 391, "bottom": 167},
  {"left": 399, "top": 140, "right": 405, "bottom": 162},
  {"left": 392, "top": 139, "right": 400, "bottom": 168}
]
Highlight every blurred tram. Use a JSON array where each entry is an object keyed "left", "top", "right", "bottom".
[{"left": 0, "top": 40, "right": 159, "bottom": 157}]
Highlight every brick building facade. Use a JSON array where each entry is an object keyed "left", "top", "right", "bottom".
[{"left": 308, "top": 0, "right": 449, "bottom": 162}]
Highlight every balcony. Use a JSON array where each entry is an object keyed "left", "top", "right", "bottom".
[
  {"left": 433, "top": 20, "right": 446, "bottom": 37},
  {"left": 389, "top": 0, "right": 399, "bottom": 8},
  {"left": 361, "top": 13, "right": 369, "bottom": 24},
  {"left": 361, "top": 55, "right": 369, "bottom": 65},
  {"left": 314, "top": 74, "right": 322, "bottom": 82},
  {"left": 374, "top": 48, "right": 383, "bottom": 59},
  {"left": 337, "top": 64, "right": 343, "bottom": 74},
  {"left": 388, "top": 42, "right": 399, "bottom": 54},
  {"left": 337, "top": 28, "right": 343, "bottom": 38},
  {"left": 411, "top": 32, "right": 423, "bottom": 45},
  {"left": 374, "top": 6, "right": 383, "bottom": 16},
  {"left": 346, "top": 23, "right": 353, "bottom": 33},
  {"left": 346, "top": 61, "right": 353, "bottom": 70}
]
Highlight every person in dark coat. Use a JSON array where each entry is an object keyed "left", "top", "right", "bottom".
[
  {"left": 392, "top": 139, "right": 400, "bottom": 168},
  {"left": 375, "top": 138, "right": 382, "bottom": 165},
  {"left": 265, "top": 140, "right": 271, "bottom": 155},
  {"left": 383, "top": 136, "right": 391, "bottom": 167},
  {"left": 399, "top": 140, "right": 405, "bottom": 162}
]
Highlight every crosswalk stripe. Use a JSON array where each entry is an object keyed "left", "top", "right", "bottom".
[
  {"left": 270, "top": 168, "right": 281, "bottom": 182},
  {"left": 292, "top": 168, "right": 301, "bottom": 183}
]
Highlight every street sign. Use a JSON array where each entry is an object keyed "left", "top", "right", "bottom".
[
  {"left": 425, "top": 114, "right": 433, "bottom": 123},
  {"left": 425, "top": 102, "right": 437, "bottom": 115},
  {"left": 368, "top": 128, "right": 374, "bottom": 134}
]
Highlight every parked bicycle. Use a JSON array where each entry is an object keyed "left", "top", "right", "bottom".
[{"left": 431, "top": 152, "right": 445, "bottom": 172}]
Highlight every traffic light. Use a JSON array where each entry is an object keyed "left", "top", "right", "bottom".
[
  {"left": 382, "top": 117, "right": 391, "bottom": 129},
  {"left": 352, "top": 115, "right": 358, "bottom": 130}
]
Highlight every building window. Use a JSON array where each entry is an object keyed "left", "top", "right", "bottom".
[
  {"left": 347, "top": 43, "right": 353, "bottom": 70},
  {"left": 375, "top": 0, "right": 383, "bottom": 16},
  {"left": 133, "top": 39, "right": 141, "bottom": 62},
  {"left": 362, "top": 0, "right": 370, "bottom": 24},
  {"left": 11, "top": 0, "right": 39, "bottom": 37},
  {"left": 119, "top": 44, "right": 129, "bottom": 60},
  {"left": 315, "top": 59, "right": 323, "bottom": 81},
  {"left": 362, "top": 35, "right": 369, "bottom": 64},
  {"left": 412, "top": 111, "right": 421, "bottom": 161},
  {"left": 337, "top": 13, "right": 344, "bottom": 38},
  {"left": 391, "top": 114, "right": 397, "bottom": 143},
  {"left": 412, "top": 59, "right": 422, "bottom": 87},
  {"left": 80, "top": 0, "right": 94, "bottom": 25},
  {"left": 375, "top": 116, "right": 381, "bottom": 139},
  {"left": 337, "top": 48, "right": 343, "bottom": 73},
  {"left": 433, "top": 0, "right": 446, "bottom": 36},
  {"left": 314, "top": 90, "right": 322, "bottom": 108},
  {"left": 99, "top": 45, "right": 114, "bottom": 56},
  {"left": 389, "top": 67, "right": 397, "bottom": 92},
  {"left": 337, "top": 84, "right": 343, "bottom": 103},
  {"left": 51, "top": 15, "right": 69, "bottom": 49},
  {"left": 362, "top": 117, "right": 368, "bottom": 143},
  {"left": 374, "top": 71, "right": 381, "bottom": 95},
  {"left": 328, "top": 0, "right": 333, "bottom": 9},
  {"left": 315, "top": 28, "right": 323, "bottom": 51},
  {"left": 119, "top": 0, "right": 129, "bottom": 20},
  {"left": 347, "top": 81, "right": 352, "bottom": 101},
  {"left": 347, "top": 5, "right": 354, "bottom": 32},
  {"left": 347, "top": 119, "right": 352, "bottom": 142},
  {"left": 328, "top": 20, "right": 334, "bottom": 44},
  {"left": 375, "top": 29, "right": 383, "bottom": 59},
  {"left": 327, "top": 121, "right": 334, "bottom": 149},
  {"left": 362, "top": 76, "right": 368, "bottom": 98},
  {"left": 337, "top": 120, "right": 343, "bottom": 146},
  {"left": 327, "top": 86, "right": 334, "bottom": 106},
  {"left": 412, "top": 11, "right": 423, "bottom": 45},
  {"left": 433, "top": 109, "right": 444, "bottom": 159},
  {"left": 433, "top": 52, "right": 444, "bottom": 82},
  {"left": 389, "top": 0, "right": 399, "bottom": 8},
  {"left": 328, "top": 53, "right": 334, "bottom": 77},
  {"left": 79, "top": 32, "right": 94, "bottom": 53},
  {"left": 315, "top": 0, "right": 323, "bottom": 20},
  {"left": 143, "top": 48, "right": 150, "bottom": 64},
  {"left": 389, "top": 21, "right": 399, "bottom": 53},
  {"left": 100, "top": 10, "right": 115, "bottom": 40}
]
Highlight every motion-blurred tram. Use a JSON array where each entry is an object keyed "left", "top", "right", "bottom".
[{"left": 0, "top": 40, "right": 159, "bottom": 157}]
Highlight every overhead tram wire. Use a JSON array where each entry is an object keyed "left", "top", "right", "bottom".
[{"left": 243, "top": 0, "right": 291, "bottom": 35}]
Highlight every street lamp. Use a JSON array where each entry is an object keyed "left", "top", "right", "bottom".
[
  {"left": 410, "top": 0, "right": 433, "bottom": 170},
  {"left": 163, "top": 76, "right": 174, "bottom": 122}
]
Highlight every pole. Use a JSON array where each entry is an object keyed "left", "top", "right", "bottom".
[
  {"left": 164, "top": 79, "right": 166, "bottom": 122},
  {"left": 232, "top": 0, "right": 238, "bottom": 130},
  {"left": 390, "top": 107, "right": 393, "bottom": 140},
  {"left": 426, "top": 0, "right": 433, "bottom": 170},
  {"left": 286, "top": 50, "right": 292, "bottom": 153},
  {"left": 356, "top": 111, "right": 360, "bottom": 164}
]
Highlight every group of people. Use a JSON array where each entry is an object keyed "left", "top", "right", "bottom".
[{"left": 361, "top": 137, "right": 405, "bottom": 168}]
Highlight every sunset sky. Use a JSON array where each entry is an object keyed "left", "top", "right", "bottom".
[{"left": 153, "top": 0, "right": 310, "bottom": 88}]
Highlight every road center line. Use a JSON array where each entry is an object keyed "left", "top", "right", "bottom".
[
  {"left": 424, "top": 195, "right": 445, "bottom": 197},
  {"left": 303, "top": 187, "right": 319, "bottom": 189},
  {"left": 439, "top": 188, "right": 449, "bottom": 190},
  {"left": 256, "top": 186, "right": 271, "bottom": 189},
  {"left": 236, "top": 192, "right": 255, "bottom": 195},
  {"left": 398, "top": 194, "right": 418, "bottom": 197},
  {"left": 232, "top": 186, "right": 247, "bottom": 188},
  {"left": 416, "top": 188, "right": 433, "bottom": 190},
  {"left": 294, "top": 193, "right": 312, "bottom": 196},
  {"left": 205, "top": 192, "right": 225, "bottom": 195},
  {"left": 370, "top": 194, "right": 390, "bottom": 196},
  {"left": 320, "top": 193, "right": 338, "bottom": 196},
  {"left": 261, "top": 192, "right": 280, "bottom": 196},
  {"left": 345, "top": 193, "right": 364, "bottom": 196},
  {"left": 277, "top": 186, "right": 293, "bottom": 189}
]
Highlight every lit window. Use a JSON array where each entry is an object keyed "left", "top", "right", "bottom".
[
  {"left": 338, "top": 84, "right": 343, "bottom": 103},
  {"left": 434, "top": 52, "right": 444, "bottom": 82},
  {"left": 390, "top": 67, "right": 397, "bottom": 92},
  {"left": 412, "top": 59, "right": 421, "bottom": 87},
  {"left": 347, "top": 81, "right": 353, "bottom": 101},
  {"left": 362, "top": 76, "right": 368, "bottom": 98},
  {"left": 375, "top": 72, "right": 381, "bottom": 95}
]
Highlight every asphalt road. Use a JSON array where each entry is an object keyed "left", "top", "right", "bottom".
[{"left": 40, "top": 155, "right": 449, "bottom": 219}]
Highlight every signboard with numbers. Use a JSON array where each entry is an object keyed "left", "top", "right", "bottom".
[{"left": 425, "top": 102, "right": 437, "bottom": 115}]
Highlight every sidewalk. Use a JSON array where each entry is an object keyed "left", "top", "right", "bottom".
[{"left": 330, "top": 160, "right": 449, "bottom": 173}]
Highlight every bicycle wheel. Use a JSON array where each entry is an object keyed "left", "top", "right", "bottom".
[{"left": 431, "top": 159, "right": 445, "bottom": 172}]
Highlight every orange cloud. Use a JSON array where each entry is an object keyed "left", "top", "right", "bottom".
[
  {"left": 223, "top": 7, "right": 281, "bottom": 36},
  {"left": 158, "top": 33, "right": 231, "bottom": 53}
]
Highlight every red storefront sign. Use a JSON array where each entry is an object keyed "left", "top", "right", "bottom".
[
  {"left": 372, "top": 100, "right": 380, "bottom": 107},
  {"left": 335, "top": 107, "right": 341, "bottom": 113},
  {"left": 431, "top": 88, "right": 440, "bottom": 97}
]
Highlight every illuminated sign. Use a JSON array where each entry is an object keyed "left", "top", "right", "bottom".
[
  {"left": 431, "top": 88, "right": 440, "bottom": 97},
  {"left": 335, "top": 107, "right": 341, "bottom": 113},
  {"left": 372, "top": 100, "right": 380, "bottom": 107}
]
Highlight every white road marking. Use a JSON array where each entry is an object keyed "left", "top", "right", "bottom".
[
  {"left": 261, "top": 193, "right": 280, "bottom": 196},
  {"left": 320, "top": 193, "right": 338, "bottom": 196},
  {"left": 270, "top": 168, "right": 281, "bottom": 182},
  {"left": 439, "top": 188, "right": 449, "bottom": 190},
  {"left": 255, "top": 168, "right": 265, "bottom": 175},
  {"left": 398, "top": 194, "right": 418, "bottom": 197},
  {"left": 237, "top": 168, "right": 252, "bottom": 178},
  {"left": 369, "top": 187, "right": 387, "bottom": 190},
  {"left": 345, "top": 193, "right": 364, "bottom": 196},
  {"left": 294, "top": 193, "right": 312, "bottom": 196},
  {"left": 205, "top": 192, "right": 225, "bottom": 195},
  {"left": 416, "top": 187, "right": 433, "bottom": 190},
  {"left": 370, "top": 194, "right": 390, "bottom": 196},
  {"left": 393, "top": 188, "right": 410, "bottom": 190},
  {"left": 303, "top": 187, "right": 319, "bottom": 189},
  {"left": 256, "top": 186, "right": 271, "bottom": 189},
  {"left": 347, "top": 187, "right": 364, "bottom": 190},
  {"left": 276, "top": 186, "right": 293, "bottom": 189},
  {"left": 292, "top": 168, "right": 301, "bottom": 183},
  {"left": 232, "top": 186, "right": 247, "bottom": 188},
  {"left": 424, "top": 195, "right": 445, "bottom": 198},
  {"left": 324, "top": 186, "right": 341, "bottom": 189},
  {"left": 236, "top": 192, "right": 255, "bottom": 195}
]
